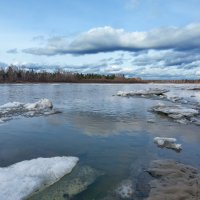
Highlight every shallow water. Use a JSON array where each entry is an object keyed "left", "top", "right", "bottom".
[{"left": 0, "top": 83, "right": 200, "bottom": 199}]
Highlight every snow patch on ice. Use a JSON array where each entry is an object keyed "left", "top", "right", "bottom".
[
  {"left": 154, "top": 137, "right": 182, "bottom": 151},
  {"left": 0, "top": 156, "right": 78, "bottom": 200}
]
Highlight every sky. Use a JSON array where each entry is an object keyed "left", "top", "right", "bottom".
[{"left": 1, "top": 0, "right": 200, "bottom": 79}]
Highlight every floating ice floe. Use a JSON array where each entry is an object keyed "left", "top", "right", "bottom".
[
  {"left": 154, "top": 137, "right": 182, "bottom": 151},
  {"left": 146, "top": 159, "right": 200, "bottom": 200},
  {"left": 0, "top": 99, "right": 59, "bottom": 122},
  {"left": 117, "top": 88, "right": 168, "bottom": 97},
  {"left": 117, "top": 86, "right": 200, "bottom": 106},
  {"left": 152, "top": 103, "right": 199, "bottom": 124},
  {"left": 0, "top": 156, "right": 79, "bottom": 200}
]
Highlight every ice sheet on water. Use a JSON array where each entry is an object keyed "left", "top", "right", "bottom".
[
  {"left": 117, "top": 84, "right": 200, "bottom": 107},
  {"left": 164, "top": 85, "right": 200, "bottom": 105},
  {"left": 152, "top": 103, "right": 199, "bottom": 125},
  {"left": 0, "top": 99, "right": 59, "bottom": 122},
  {"left": 117, "top": 88, "right": 168, "bottom": 97},
  {"left": 0, "top": 156, "right": 79, "bottom": 200}
]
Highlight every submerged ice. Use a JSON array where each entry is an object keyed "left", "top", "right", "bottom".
[
  {"left": 0, "top": 156, "right": 79, "bottom": 200},
  {"left": 28, "top": 165, "right": 103, "bottom": 200},
  {"left": 0, "top": 99, "right": 58, "bottom": 122}
]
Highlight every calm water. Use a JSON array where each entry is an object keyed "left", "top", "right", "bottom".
[{"left": 0, "top": 83, "right": 200, "bottom": 199}]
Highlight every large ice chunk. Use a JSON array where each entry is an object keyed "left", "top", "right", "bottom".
[
  {"left": 24, "top": 99, "right": 53, "bottom": 110},
  {"left": 0, "top": 156, "right": 79, "bottom": 200},
  {"left": 117, "top": 88, "right": 168, "bottom": 97},
  {"left": 0, "top": 99, "right": 58, "bottom": 122},
  {"left": 154, "top": 137, "right": 182, "bottom": 151},
  {"left": 152, "top": 103, "right": 199, "bottom": 121}
]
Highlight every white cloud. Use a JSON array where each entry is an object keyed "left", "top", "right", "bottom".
[{"left": 22, "top": 23, "right": 200, "bottom": 56}]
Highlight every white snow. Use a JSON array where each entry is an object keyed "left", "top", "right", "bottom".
[
  {"left": 0, "top": 156, "right": 79, "bottom": 200},
  {"left": 117, "top": 88, "right": 168, "bottom": 97},
  {"left": 154, "top": 137, "right": 182, "bottom": 151}
]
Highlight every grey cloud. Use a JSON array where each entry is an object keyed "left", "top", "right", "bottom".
[
  {"left": 7, "top": 48, "right": 18, "bottom": 54},
  {"left": 131, "top": 49, "right": 200, "bottom": 69},
  {"left": 23, "top": 23, "right": 200, "bottom": 56}
]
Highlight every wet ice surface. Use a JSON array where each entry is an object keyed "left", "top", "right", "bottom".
[{"left": 0, "top": 83, "right": 200, "bottom": 199}]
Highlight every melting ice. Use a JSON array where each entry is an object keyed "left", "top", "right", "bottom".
[{"left": 0, "top": 156, "right": 78, "bottom": 200}]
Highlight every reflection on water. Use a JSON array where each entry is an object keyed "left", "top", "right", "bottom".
[{"left": 0, "top": 84, "right": 200, "bottom": 199}]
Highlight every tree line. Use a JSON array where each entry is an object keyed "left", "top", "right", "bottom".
[
  {"left": 0, "top": 65, "right": 142, "bottom": 83},
  {"left": 0, "top": 66, "right": 199, "bottom": 83}
]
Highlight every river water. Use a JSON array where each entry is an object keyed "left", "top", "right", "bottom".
[{"left": 0, "top": 83, "right": 200, "bottom": 199}]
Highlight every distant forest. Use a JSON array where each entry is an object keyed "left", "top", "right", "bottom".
[{"left": 0, "top": 66, "right": 200, "bottom": 83}]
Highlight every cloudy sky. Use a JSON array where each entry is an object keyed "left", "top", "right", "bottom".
[{"left": 1, "top": 0, "right": 200, "bottom": 79}]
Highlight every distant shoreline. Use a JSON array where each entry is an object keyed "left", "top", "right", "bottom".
[
  {"left": 1, "top": 66, "right": 200, "bottom": 84},
  {"left": 0, "top": 81, "right": 200, "bottom": 84}
]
